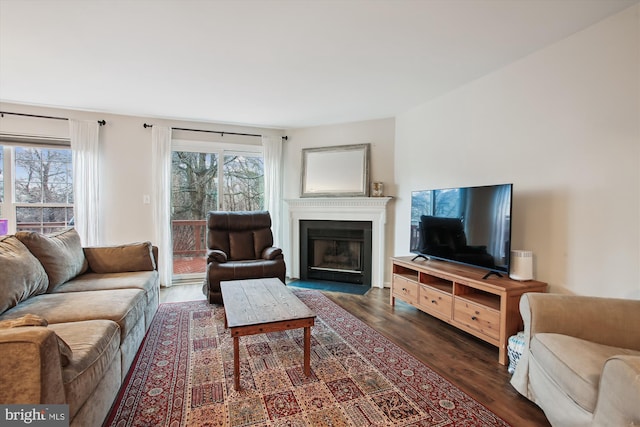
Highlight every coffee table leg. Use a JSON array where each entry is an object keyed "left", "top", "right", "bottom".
[
  {"left": 233, "top": 336, "right": 240, "bottom": 390},
  {"left": 304, "top": 326, "right": 311, "bottom": 376}
]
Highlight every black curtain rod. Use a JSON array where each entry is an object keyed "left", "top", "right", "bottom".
[
  {"left": 143, "top": 123, "right": 288, "bottom": 140},
  {"left": 0, "top": 111, "right": 106, "bottom": 126}
]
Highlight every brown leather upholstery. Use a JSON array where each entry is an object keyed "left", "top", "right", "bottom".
[{"left": 203, "top": 211, "right": 286, "bottom": 304}]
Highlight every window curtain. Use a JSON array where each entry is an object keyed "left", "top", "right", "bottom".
[
  {"left": 151, "top": 126, "right": 173, "bottom": 287},
  {"left": 69, "top": 119, "right": 100, "bottom": 246},
  {"left": 262, "top": 135, "right": 283, "bottom": 247},
  {"left": 490, "top": 185, "right": 512, "bottom": 265}
]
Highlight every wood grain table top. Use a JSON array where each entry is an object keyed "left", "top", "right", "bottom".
[{"left": 220, "top": 278, "right": 316, "bottom": 328}]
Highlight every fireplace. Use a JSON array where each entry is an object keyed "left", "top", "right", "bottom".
[
  {"left": 300, "top": 220, "right": 372, "bottom": 285},
  {"left": 285, "top": 197, "right": 392, "bottom": 288}
]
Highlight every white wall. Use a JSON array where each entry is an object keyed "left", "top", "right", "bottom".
[
  {"left": 394, "top": 5, "right": 640, "bottom": 298},
  {"left": 0, "top": 103, "right": 284, "bottom": 245},
  {"left": 282, "top": 118, "right": 396, "bottom": 284}
]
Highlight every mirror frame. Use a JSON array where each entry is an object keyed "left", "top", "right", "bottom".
[{"left": 301, "top": 143, "right": 370, "bottom": 197}]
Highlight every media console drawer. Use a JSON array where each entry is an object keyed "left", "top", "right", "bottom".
[
  {"left": 418, "top": 285, "right": 452, "bottom": 318},
  {"left": 453, "top": 299, "right": 500, "bottom": 341},
  {"left": 390, "top": 256, "right": 547, "bottom": 365},
  {"left": 392, "top": 275, "right": 418, "bottom": 305}
]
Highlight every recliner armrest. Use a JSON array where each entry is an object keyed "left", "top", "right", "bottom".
[
  {"left": 207, "top": 249, "right": 227, "bottom": 263},
  {"left": 262, "top": 247, "right": 283, "bottom": 260}
]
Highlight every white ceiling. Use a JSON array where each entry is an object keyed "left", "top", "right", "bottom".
[{"left": 1, "top": 0, "right": 638, "bottom": 129}]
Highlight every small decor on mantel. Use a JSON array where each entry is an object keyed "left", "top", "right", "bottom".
[
  {"left": 301, "top": 143, "right": 370, "bottom": 197},
  {"left": 371, "top": 182, "right": 384, "bottom": 197}
]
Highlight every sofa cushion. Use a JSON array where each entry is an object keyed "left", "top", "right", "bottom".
[
  {"left": 83, "top": 241, "right": 156, "bottom": 273},
  {"left": 53, "top": 271, "right": 159, "bottom": 305},
  {"left": 0, "top": 235, "right": 49, "bottom": 314},
  {"left": 0, "top": 289, "right": 146, "bottom": 345},
  {"left": 531, "top": 333, "right": 640, "bottom": 412},
  {"left": 48, "top": 320, "right": 120, "bottom": 420},
  {"left": 16, "top": 229, "right": 88, "bottom": 292}
]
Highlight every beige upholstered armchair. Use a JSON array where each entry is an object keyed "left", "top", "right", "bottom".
[
  {"left": 510, "top": 293, "right": 640, "bottom": 427},
  {"left": 202, "top": 211, "right": 286, "bottom": 304}
]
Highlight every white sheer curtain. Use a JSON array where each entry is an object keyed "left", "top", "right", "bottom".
[
  {"left": 262, "top": 135, "right": 283, "bottom": 247},
  {"left": 490, "top": 185, "right": 512, "bottom": 266},
  {"left": 151, "top": 126, "right": 173, "bottom": 287},
  {"left": 69, "top": 119, "right": 100, "bottom": 246}
]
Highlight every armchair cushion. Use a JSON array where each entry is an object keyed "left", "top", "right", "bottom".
[
  {"left": 229, "top": 231, "right": 256, "bottom": 260},
  {"left": 531, "top": 333, "right": 640, "bottom": 412}
]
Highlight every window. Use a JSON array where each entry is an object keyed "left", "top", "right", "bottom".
[
  {"left": 170, "top": 141, "right": 264, "bottom": 279},
  {"left": 0, "top": 145, "right": 74, "bottom": 235},
  {"left": 222, "top": 153, "right": 264, "bottom": 211}
]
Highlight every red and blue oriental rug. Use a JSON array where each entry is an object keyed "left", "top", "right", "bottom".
[{"left": 105, "top": 290, "right": 510, "bottom": 426}]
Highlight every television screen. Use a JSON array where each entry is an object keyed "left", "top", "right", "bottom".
[{"left": 410, "top": 183, "right": 513, "bottom": 276}]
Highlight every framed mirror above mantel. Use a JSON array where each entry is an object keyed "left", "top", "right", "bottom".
[{"left": 301, "top": 144, "right": 370, "bottom": 197}]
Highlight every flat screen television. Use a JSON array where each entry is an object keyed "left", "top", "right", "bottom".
[{"left": 410, "top": 183, "right": 513, "bottom": 278}]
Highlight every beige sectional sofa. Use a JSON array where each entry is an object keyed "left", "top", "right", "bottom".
[
  {"left": 511, "top": 293, "right": 640, "bottom": 427},
  {"left": 0, "top": 228, "right": 159, "bottom": 427}
]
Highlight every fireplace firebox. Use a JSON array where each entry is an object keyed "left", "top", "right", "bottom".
[{"left": 300, "top": 220, "right": 372, "bottom": 285}]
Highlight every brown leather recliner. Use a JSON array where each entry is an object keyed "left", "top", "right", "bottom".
[{"left": 202, "top": 210, "right": 286, "bottom": 304}]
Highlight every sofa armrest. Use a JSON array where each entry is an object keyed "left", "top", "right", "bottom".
[
  {"left": 0, "top": 327, "right": 65, "bottom": 404},
  {"left": 520, "top": 293, "right": 640, "bottom": 350},
  {"left": 593, "top": 355, "right": 640, "bottom": 426},
  {"left": 262, "top": 247, "right": 283, "bottom": 260}
]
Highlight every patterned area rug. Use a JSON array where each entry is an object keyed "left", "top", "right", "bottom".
[{"left": 105, "top": 290, "right": 510, "bottom": 426}]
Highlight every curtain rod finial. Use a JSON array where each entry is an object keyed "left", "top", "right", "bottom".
[
  {"left": 282, "top": 136, "right": 288, "bottom": 141},
  {"left": 98, "top": 120, "right": 106, "bottom": 126},
  {"left": 143, "top": 123, "right": 153, "bottom": 129}
]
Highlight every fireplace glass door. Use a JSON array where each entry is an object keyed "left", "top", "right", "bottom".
[{"left": 300, "top": 220, "right": 372, "bottom": 285}]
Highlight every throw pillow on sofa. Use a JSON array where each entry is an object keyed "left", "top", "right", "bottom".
[
  {"left": 83, "top": 241, "right": 156, "bottom": 273},
  {"left": 0, "top": 235, "right": 49, "bottom": 314},
  {"left": 16, "top": 228, "right": 89, "bottom": 292}
]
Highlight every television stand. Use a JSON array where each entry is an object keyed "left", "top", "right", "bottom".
[
  {"left": 411, "top": 254, "right": 429, "bottom": 262},
  {"left": 390, "top": 256, "right": 547, "bottom": 365}
]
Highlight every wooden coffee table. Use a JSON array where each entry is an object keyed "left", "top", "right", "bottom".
[{"left": 220, "top": 277, "right": 316, "bottom": 391}]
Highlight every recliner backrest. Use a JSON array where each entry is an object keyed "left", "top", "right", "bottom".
[
  {"left": 206, "top": 211, "right": 274, "bottom": 260},
  {"left": 420, "top": 215, "right": 467, "bottom": 251}
]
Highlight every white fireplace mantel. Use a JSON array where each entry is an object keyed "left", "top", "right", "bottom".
[{"left": 284, "top": 197, "right": 392, "bottom": 288}]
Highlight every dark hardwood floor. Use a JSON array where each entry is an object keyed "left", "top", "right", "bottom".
[
  {"left": 323, "top": 287, "right": 550, "bottom": 427},
  {"left": 161, "top": 284, "right": 550, "bottom": 426}
]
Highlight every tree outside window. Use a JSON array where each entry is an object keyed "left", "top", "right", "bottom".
[
  {"left": 5, "top": 146, "right": 74, "bottom": 234},
  {"left": 170, "top": 147, "right": 264, "bottom": 277}
]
